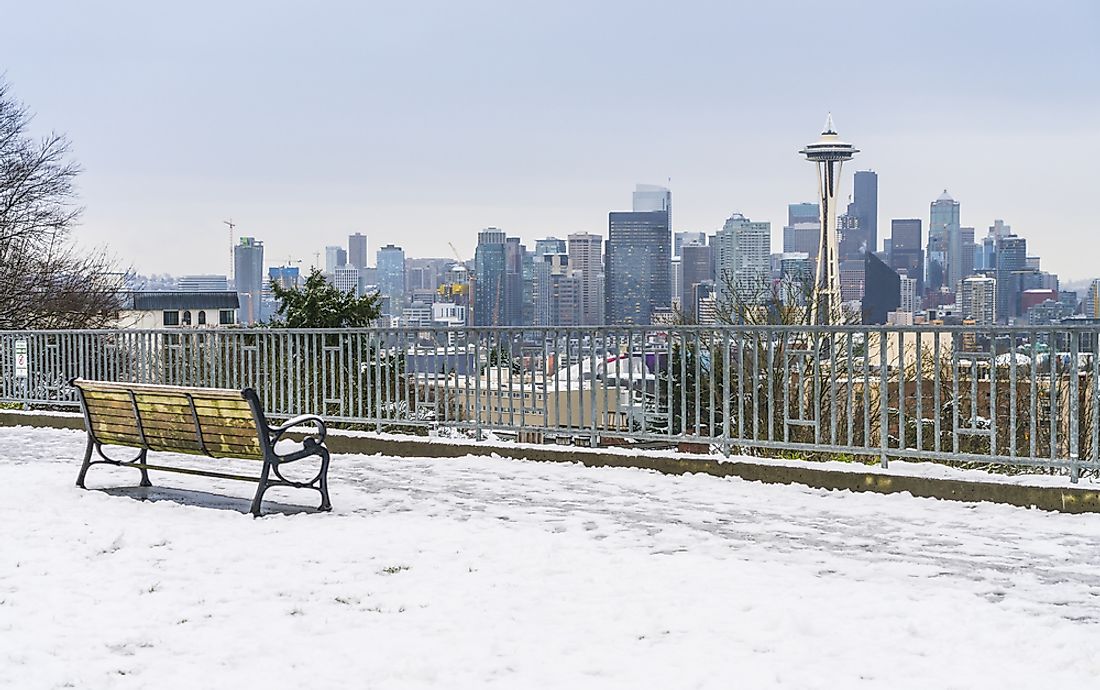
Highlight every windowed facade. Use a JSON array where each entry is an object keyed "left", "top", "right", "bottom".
[
  {"left": 163, "top": 310, "right": 180, "bottom": 326},
  {"left": 219, "top": 310, "right": 235, "bottom": 325}
]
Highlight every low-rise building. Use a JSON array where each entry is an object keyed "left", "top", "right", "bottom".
[{"left": 117, "top": 291, "right": 239, "bottom": 329}]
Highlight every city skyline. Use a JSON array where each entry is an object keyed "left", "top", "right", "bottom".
[{"left": 4, "top": 1, "right": 1097, "bottom": 279}]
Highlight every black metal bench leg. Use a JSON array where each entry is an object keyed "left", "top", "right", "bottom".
[
  {"left": 318, "top": 448, "right": 332, "bottom": 512},
  {"left": 250, "top": 453, "right": 274, "bottom": 517},
  {"left": 138, "top": 449, "right": 152, "bottom": 488},
  {"left": 76, "top": 437, "right": 94, "bottom": 489}
]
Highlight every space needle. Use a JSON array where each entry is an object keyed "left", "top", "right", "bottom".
[{"left": 799, "top": 114, "right": 859, "bottom": 325}]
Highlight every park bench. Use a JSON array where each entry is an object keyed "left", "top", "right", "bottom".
[{"left": 71, "top": 378, "right": 331, "bottom": 516}]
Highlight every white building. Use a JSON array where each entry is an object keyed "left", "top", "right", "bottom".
[
  {"left": 333, "top": 266, "right": 361, "bottom": 296},
  {"left": 958, "top": 276, "right": 996, "bottom": 325},
  {"left": 566, "top": 233, "right": 604, "bottom": 325},
  {"left": 899, "top": 276, "right": 918, "bottom": 314},
  {"left": 116, "top": 291, "right": 239, "bottom": 329},
  {"left": 714, "top": 213, "right": 771, "bottom": 307}
]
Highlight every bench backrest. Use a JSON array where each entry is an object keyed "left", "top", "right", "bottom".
[{"left": 72, "top": 379, "right": 265, "bottom": 460}]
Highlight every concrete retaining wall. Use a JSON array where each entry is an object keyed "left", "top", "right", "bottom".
[{"left": 3, "top": 409, "right": 1098, "bottom": 514}]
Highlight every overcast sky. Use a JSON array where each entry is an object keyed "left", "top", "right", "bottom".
[{"left": 5, "top": 0, "right": 1099, "bottom": 280}]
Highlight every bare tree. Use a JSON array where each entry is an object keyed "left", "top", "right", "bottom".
[{"left": 0, "top": 80, "right": 122, "bottom": 329}]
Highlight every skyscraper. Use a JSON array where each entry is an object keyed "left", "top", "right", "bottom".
[
  {"left": 325, "top": 245, "right": 347, "bottom": 274},
  {"left": 567, "top": 233, "right": 604, "bottom": 325},
  {"left": 473, "top": 228, "right": 505, "bottom": 326},
  {"left": 605, "top": 210, "right": 671, "bottom": 325},
  {"left": 504, "top": 237, "right": 527, "bottom": 326},
  {"left": 713, "top": 213, "right": 771, "bottom": 310},
  {"left": 680, "top": 243, "right": 713, "bottom": 322},
  {"left": 233, "top": 237, "right": 264, "bottom": 325},
  {"left": 800, "top": 114, "right": 859, "bottom": 324},
  {"left": 960, "top": 227, "right": 976, "bottom": 282},
  {"left": 348, "top": 233, "right": 368, "bottom": 269},
  {"left": 928, "top": 190, "right": 960, "bottom": 292},
  {"left": 889, "top": 219, "right": 924, "bottom": 297},
  {"left": 995, "top": 235, "right": 1027, "bottom": 322},
  {"left": 862, "top": 252, "right": 900, "bottom": 325},
  {"left": 849, "top": 170, "right": 879, "bottom": 255},
  {"left": 783, "top": 203, "right": 820, "bottom": 259},
  {"left": 376, "top": 244, "right": 406, "bottom": 314}
]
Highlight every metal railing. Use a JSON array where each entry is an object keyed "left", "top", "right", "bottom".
[{"left": 1, "top": 325, "right": 1098, "bottom": 479}]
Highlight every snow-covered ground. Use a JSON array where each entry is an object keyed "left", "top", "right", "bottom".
[{"left": 1, "top": 425, "right": 1099, "bottom": 689}]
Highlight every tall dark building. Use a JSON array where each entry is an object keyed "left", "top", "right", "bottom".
[
  {"left": 680, "top": 243, "right": 713, "bottom": 322},
  {"left": 348, "top": 233, "right": 368, "bottom": 269},
  {"left": 844, "top": 170, "right": 878, "bottom": 257},
  {"left": 889, "top": 219, "right": 924, "bottom": 297},
  {"left": 862, "top": 252, "right": 900, "bottom": 324},
  {"left": 505, "top": 236, "right": 527, "bottom": 326},
  {"left": 473, "top": 228, "right": 506, "bottom": 326},
  {"left": 995, "top": 235, "right": 1027, "bottom": 323},
  {"left": 605, "top": 210, "right": 671, "bottom": 325}
]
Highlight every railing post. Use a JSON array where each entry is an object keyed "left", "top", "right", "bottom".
[
  {"left": 879, "top": 328, "right": 889, "bottom": 469},
  {"left": 1069, "top": 330, "right": 1080, "bottom": 483}
]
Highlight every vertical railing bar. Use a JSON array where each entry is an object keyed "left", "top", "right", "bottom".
[
  {"left": 879, "top": 327, "right": 889, "bottom": 467},
  {"left": 952, "top": 331, "right": 960, "bottom": 456},
  {"left": 915, "top": 330, "right": 923, "bottom": 453},
  {"left": 1069, "top": 330, "right": 1080, "bottom": 481}
]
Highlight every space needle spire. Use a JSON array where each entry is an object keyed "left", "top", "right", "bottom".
[{"left": 799, "top": 114, "right": 859, "bottom": 325}]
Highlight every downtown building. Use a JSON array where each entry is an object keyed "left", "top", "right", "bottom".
[
  {"left": 376, "top": 244, "right": 406, "bottom": 315},
  {"left": 679, "top": 242, "right": 713, "bottom": 321},
  {"left": 473, "top": 228, "right": 526, "bottom": 326},
  {"left": 348, "top": 233, "right": 368, "bottom": 269},
  {"left": 959, "top": 276, "right": 997, "bottom": 325},
  {"left": 842, "top": 170, "right": 878, "bottom": 258},
  {"left": 713, "top": 213, "right": 771, "bottom": 313},
  {"left": 927, "top": 190, "right": 960, "bottom": 294},
  {"left": 233, "top": 237, "right": 264, "bottom": 325},
  {"left": 605, "top": 210, "right": 671, "bottom": 325},
  {"left": 567, "top": 232, "right": 604, "bottom": 325},
  {"left": 862, "top": 252, "right": 900, "bottom": 325},
  {"left": 889, "top": 218, "right": 924, "bottom": 299}
]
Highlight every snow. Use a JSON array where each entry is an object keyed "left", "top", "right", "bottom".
[{"left": 1, "top": 425, "right": 1100, "bottom": 689}]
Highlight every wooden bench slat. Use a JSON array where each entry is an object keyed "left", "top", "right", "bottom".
[
  {"left": 97, "top": 432, "right": 144, "bottom": 445},
  {"left": 84, "top": 397, "right": 256, "bottom": 419},
  {"left": 78, "top": 381, "right": 248, "bottom": 400}
]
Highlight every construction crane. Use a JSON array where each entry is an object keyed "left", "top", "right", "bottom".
[{"left": 222, "top": 219, "right": 236, "bottom": 280}]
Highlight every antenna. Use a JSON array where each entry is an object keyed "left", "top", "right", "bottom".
[{"left": 222, "top": 219, "right": 236, "bottom": 281}]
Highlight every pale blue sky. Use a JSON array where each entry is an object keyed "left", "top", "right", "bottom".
[{"left": 5, "top": 1, "right": 1099, "bottom": 278}]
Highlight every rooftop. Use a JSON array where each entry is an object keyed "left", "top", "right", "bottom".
[{"left": 123, "top": 291, "right": 240, "bottom": 311}]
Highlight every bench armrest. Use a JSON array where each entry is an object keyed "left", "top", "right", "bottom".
[{"left": 269, "top": 415, "right": 328, "bottom": 446}]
